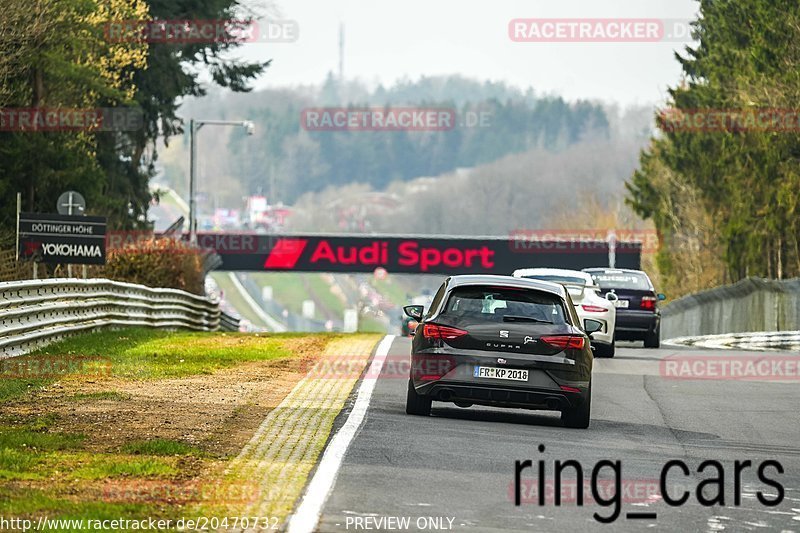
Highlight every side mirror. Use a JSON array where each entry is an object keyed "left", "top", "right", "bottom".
[
  {"left": 584, "top": 319, "right": 603, "bottom": 335},
  {"left": 657, "top": 293, "right": 666, "bottom": 301},
  {"left": 403, "top": 305, "right": 424, "bottom": 321}
]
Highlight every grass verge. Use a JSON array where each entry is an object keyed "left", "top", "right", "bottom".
[{"left": 0, "top": 328, "right": 377, "bottom": 529}]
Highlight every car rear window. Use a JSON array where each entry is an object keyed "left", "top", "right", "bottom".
[
  {"left": 589, "top": 271, "right": 651, "bottom": 290},
  {"left": 442, "top": 286, "right": 567, "bottom": 324}
]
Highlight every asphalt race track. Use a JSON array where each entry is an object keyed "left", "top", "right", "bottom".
[{"left": 317, "top": 337, "right": 800, "bottom": 532}]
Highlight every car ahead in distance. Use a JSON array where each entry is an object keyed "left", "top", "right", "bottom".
[
  {"left": 403, "top": 275, "right": 598, "bottom": 428},
  {"left": 512, "top": 268, "right": 617, "bottom": 358},
  {"left": 582, "top": 268, "right": 665, "bottom": 348}
]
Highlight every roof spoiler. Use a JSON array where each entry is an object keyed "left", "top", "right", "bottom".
[{"left": 560, "top": 282, "right": 587, "bottom": 297}]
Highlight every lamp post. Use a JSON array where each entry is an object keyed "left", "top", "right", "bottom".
[{"left": 189, "top": 119, "right": 255, "bottom": 244}]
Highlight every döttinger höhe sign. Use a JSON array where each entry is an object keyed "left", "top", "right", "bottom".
[{"left": 18, "top": 213, "right": 107, "bottom": 265}]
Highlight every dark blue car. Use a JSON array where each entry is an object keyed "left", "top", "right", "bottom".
[{"left": 582, "top": 268, "right": 665, "bottom": 348}]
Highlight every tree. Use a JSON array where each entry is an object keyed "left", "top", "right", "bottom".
[
  {"left": 0, "top": 0, "right": 270, "bottom": 231},
  {"left": 103, "top": 0, "right": 270, "bottom": 228},
  {"left": 0, "top": 0, "right": 148, "bottom": 226},
  {"left": 627, "top": 0, "right": 800, "bottom": 287}
]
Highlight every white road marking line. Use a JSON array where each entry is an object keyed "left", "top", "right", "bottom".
[{"left": 286, "top": 334, "right": 396, "bottom": 533}]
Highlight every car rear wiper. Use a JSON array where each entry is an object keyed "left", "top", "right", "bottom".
[{"left": 502, "top": 315, "right": 553, "bottom": 324}]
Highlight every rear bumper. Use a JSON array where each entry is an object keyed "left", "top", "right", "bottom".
[
  {"left": 408, "top": 337, "right": 593, "bottom": 412},
  {"left": 416, "top": 380, "right": 588, "bottom": 410},
  {"left": 591, "top": 339, "right": 614, "bottom": 350},
  {"left": 615, "top": 310, "right": 659, "bottom": 334},
  {"left": 410, "top": 349, "right": 591, "bottom": 411}
]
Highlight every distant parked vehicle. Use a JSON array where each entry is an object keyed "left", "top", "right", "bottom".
[
  {"left": 245, "top": 195, "right": 270, "bottom": 229},
  {"left": 213, "top": 208, "right": 242, "bottom": 229},
  {"left": 245, "top": 195, "right": 292, "bottom": 232}
]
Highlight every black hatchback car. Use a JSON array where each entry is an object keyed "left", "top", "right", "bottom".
[
  {"left": 403, "top": 275, "right": 598, "bottom": 428},
  {"left": 582, "top": 268, "right": 665, "bottom": 348}
]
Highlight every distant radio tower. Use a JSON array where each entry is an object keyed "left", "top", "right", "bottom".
[{"left": 338, "top": 23, "right": 345, "bottom": 80}]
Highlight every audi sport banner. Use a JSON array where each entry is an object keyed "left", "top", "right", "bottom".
[
  {"left": 195, "top": 233, "right": 641, "bottom": 274},
  {"left": 18, "top": 213, "right": 107, "bottom": 265}
]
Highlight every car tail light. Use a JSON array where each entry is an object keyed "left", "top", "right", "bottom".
[
  {"left": 641, "top": 296, "right": 657, "bottom": 310},
  {"left": 581, "top": 304, "right": 609, "bottom": 313},
  {"left": 422, "top": 323, "right": 468, "bottom": 340},
  {"left": 560, "top": 385, "right": 582, "bottom": 393},
  {"left": 540, "top": 335, "right": 585, "bottom": 350}
]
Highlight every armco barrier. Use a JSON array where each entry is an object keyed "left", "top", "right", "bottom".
[
  {"left": 661, "top": 277, "right": 800, "bottom": 339},
  {"left": 0, "top": 278, "right": 240, "bottom": 358},
  {"left": 219, "top": 311, "right": 241, "bottom": 332}
]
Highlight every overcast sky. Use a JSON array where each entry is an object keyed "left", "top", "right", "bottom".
[{"left": 231, "top": 0, "right": 700, "bottom": 107}]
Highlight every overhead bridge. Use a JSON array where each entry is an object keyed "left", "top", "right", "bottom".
[{"left": 189, "top": 233, "right": 641, "bottom": 274}]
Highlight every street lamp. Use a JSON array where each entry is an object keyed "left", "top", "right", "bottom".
[{"left": 189, "top": 119, "right": 255, "bottom": 244}]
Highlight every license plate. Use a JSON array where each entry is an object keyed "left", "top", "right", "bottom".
[
  {"left": 614, "top": 299, "right": 629, "bottom": 308},
  {"left": 473, "top": 366, "right": 528, "bottom": 381}
]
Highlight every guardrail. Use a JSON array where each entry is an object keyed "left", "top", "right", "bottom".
[
  {"left": 0, "top": 278, "right": 240, "bottom": 358},
  {"left": 220, "top": 310, "right": 241, "bottom": 332},
  {"left": 661, "top": 277, "right": 800, "bottom": 339}
]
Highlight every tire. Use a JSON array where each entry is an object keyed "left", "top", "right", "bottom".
[
  {"left": 406, "top": 379, "right": 431, "bottom": 416},
  {"left": 562, "top": 384, "right": 591, "bottom": 429},
  {"left": 644, "top": 326, "right": 660, "bottom": 348},
  {"left": 594, "top": 340, "right": 615, "bottom": 358}
]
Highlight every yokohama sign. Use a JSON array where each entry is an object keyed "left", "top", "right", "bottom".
[
  {"left": 18, "top": 213, "right": 107, "bottom": 265},
  {"left": 200, "top": 234, "right": 641, "bottom": 274}
]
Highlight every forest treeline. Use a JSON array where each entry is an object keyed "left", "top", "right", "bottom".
[
  {"left": 167, "top": 76, "right": 614, "bottom": 204},
  {"left": 626, "top": 0, "right": 800, "bottom": 294}
]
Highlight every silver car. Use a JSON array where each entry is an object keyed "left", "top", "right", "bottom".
[{"left": 512, "top": 268, "right": 618, "bottom": 357}]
